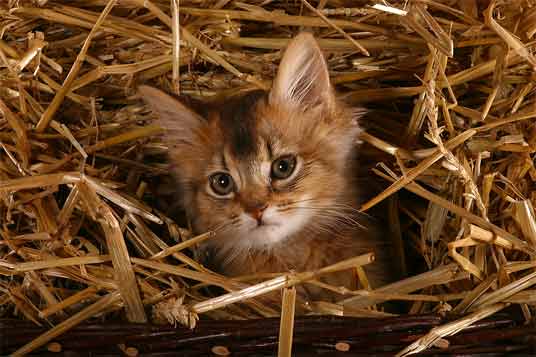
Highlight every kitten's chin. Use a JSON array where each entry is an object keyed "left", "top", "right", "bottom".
[{"left": 249, "top": 224, "right": 287, "bottom": 247}]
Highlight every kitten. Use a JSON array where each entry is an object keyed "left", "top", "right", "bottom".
[{"left": 139, "top": 33, "right": 394, "bottom": 298}]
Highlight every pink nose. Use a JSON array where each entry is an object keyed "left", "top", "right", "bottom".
[{"left": 249, "top": 204, "right": 267, "bottom": 224}]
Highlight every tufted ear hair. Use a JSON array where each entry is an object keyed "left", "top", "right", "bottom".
[
  {"left": 138, "top": 85, "right": 205, "bottom": 146},
  {"left": 270, "top": 32, "right": 334, "bottom": 111}
]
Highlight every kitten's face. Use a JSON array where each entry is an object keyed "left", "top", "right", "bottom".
[{"left": 140, "top": 33, "right": 362, "bottom": 254}]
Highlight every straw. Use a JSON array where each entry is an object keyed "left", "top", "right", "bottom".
[
  {"left": 277, "top": 287, "right": 296, "bottom": 357},
  {"left": 35, "top": 0, "right": 118, "bottom": 132}
]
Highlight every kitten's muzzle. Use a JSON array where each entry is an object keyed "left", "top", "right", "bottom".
[{"left": 247, "top": 203, "right": 268, "bottom": 225}]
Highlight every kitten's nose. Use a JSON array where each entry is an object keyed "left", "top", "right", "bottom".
[{"left": 248, "top": 203, "right": 268, "bottom": 224}]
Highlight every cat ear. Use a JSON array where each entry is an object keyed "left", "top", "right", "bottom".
[
  {"left": 138, "top": 85, "right": 204, "bottom": 145},
  {"left": 270, "top": 32, "right": 333, "bottom": 110}
]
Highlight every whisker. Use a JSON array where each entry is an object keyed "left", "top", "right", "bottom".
[
  {"left": 276, "top": 198, "right": 319, "bottom": 208},
  {"left": 278, "top": 206, "right": 367, "bottom": 229},
  {"left": 277, "top": 199, "right": 372, "bottom": 219}
]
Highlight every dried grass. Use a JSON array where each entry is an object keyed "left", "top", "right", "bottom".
[{"left": 1, "top": 0, "right": 536, "bottom": 355}]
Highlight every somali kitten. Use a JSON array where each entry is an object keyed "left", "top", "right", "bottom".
[{"left": 139, "top": 33, "right": 394, "bottom": 298}]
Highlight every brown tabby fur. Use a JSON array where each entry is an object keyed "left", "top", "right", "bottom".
[{"left": 140, "top": 33, "right": 394, "bottom": 300}]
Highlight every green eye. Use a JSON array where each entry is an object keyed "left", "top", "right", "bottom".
[
  {"left": 209, "top": 172, "right": 234, "bottom": 196},
  {"left": 271, "top": 155, "right": 297, "bottom": 180}
]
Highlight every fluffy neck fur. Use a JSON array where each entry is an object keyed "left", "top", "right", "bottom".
[{"left": 140, "top": 33, "right": 392, "bottom": 288}]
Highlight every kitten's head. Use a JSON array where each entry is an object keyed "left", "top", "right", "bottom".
[{"left": 140, "top": 33, "right": 363, "bottom": 255}]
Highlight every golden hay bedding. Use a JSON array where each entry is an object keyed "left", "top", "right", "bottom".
[{"left": 0, "top": 0, "right": 536, "bottom": 355}]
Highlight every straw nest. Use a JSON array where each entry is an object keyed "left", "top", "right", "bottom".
[{"left": 1, "top": 0, "right": 535, "bottom": 355}]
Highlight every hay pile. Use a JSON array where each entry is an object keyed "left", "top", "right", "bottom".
[{"left": 0, "top": 0, "right": 535, "bottom": 355}]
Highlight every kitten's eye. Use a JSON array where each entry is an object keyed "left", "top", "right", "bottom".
[
  {"left": 271, "top": 155, "right": 297, "bottom": 180},
  {"left": 209, "top": 172, "right": 234, "bottom": 196}
]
